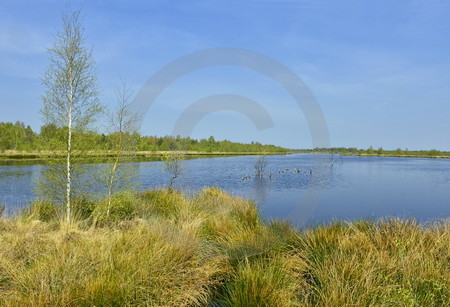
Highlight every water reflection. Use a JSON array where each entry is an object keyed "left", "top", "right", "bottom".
[{"left": 0, "top": 154, "right": 448, "bottom": 226}]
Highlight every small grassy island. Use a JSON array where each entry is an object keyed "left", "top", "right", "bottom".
[{"left": 0, "top": 189, "right": 448, "bottom": 306}]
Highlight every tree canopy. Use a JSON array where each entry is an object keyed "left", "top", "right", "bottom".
[{"left": 0, "top": 122, "right": 288, "bottom": 154}]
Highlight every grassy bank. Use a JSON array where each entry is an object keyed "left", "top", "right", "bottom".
[
  {"left": 0, "top": 189, "right": 448, "bottom": 306},
  {"left": 296, "top": 148, "right": 450, "bottom": 159},
  {"left": 353, "top": 153, "right": 450, "bottom": 159},
  {"left": 315, "top": 152, "right": 450, "bottom": 159},
  {"left": 0, "top": 150, "right": 291, "bottom": 164}
]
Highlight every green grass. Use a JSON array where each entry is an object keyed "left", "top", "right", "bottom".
[
  {"left": 0, "top": 189, "right": 448, "bottom": 306},
  {"left": 296, "top": 147, "right": 450, "bottom": 159}
]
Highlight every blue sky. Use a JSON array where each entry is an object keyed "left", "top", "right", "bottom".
[{"left": 0, "top": 0, "right": 449, "bottom": 150}]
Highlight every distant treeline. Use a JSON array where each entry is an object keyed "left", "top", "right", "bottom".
[
  {"left": 298, "top": 147, "right": 450, "bottom": 157},
  {"left": 0, "top": 122, "right": 287, "bottom": 153}
]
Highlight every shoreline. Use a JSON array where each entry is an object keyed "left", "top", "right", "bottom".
[
  {"left": 0, "top": 150, "right": 292, "bottom": 164},
  {"left": 3, "top": 149, "right": 450, "bottom": 163},
  {"left": 294, "top": 151, "right": 450, "bottom": 159}
]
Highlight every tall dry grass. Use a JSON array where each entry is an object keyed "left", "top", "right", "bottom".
[
  {"left": 294, "top": 220, "right": 450, "bottom": 306},
  {"left": 0, "top": 188, "right": 448, "bottom": 306}
]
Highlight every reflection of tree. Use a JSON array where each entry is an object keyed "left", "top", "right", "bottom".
[{"left": 253, "top": 176, "right": 268, "bottom": 204}]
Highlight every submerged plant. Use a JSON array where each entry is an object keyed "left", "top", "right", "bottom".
[
  {"left": 254, "top": 155, "right": 267, "bottom": 178},
  {"left": 162, "top": 152, "right": 185, "bottom": 190}
]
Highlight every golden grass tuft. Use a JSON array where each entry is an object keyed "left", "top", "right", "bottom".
[{"left": 294, "top": 219, "right": 450, "bottom": 306}]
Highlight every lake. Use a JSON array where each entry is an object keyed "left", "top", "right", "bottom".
[{"left": 1, "top": 154, "right": 449, "bottom": 226}]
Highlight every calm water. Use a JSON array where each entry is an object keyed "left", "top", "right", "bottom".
[{"left": 1, "top": 154, "right": 449, "bottom": 226}]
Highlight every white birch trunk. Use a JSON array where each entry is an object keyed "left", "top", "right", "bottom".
[{"left": 66, "top": 67, "right": 73, "bottom": 224}]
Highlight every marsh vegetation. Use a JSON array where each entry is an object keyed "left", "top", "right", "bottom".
[{"left": 0, "top": 188, "right": 448, "bottom": 306}]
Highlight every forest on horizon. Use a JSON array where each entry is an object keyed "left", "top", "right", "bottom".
[{"left": 0, "top": 121, "right": 288, "bottom": 153}]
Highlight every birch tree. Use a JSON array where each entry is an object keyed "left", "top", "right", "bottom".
[
  {"left": 104, "top": 77, "right": 139, "bottom": 217},
  {"left": 40, "top": 9, "right": 101, "bottom": 224}
]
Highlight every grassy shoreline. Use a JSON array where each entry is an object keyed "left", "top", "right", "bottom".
[
  {"left": 295, "top": 150, "right": 450, "bottom": 159},
  {"left": 0, "top": 189, "right": 448, "bottom": 306},
  {"left": 353, "top": 153, "right": 450, "bottom": 159},
  {"left": 3, "top": 150, "right": 450, "bottom": 164},
  {"left": 0, "top": 150, "right": 291, "bottom": 164}
]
